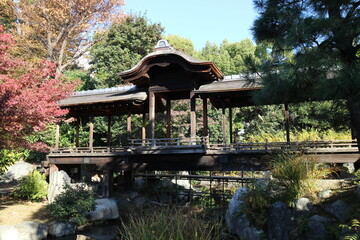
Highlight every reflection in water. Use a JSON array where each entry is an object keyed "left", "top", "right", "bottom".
[{"left": 49, "top": 222, "right": 118, "bottom": 240}]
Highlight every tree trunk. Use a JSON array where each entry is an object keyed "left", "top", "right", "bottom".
[{"left": 347, "top": 96, "right": 360, "bottom": 151}]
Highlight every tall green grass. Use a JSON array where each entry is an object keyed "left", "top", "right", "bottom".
[
  {"left": 270, "top": 153, "right": 332, "bottom": 204},
  {"left": 119, "top": 207, "right": 226, "bottom": 240}
]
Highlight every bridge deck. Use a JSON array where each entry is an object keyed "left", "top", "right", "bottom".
[{"left": 46, "top": 139, "right": 360, "bottom": 171}]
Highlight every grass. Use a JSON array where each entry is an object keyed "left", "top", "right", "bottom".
[
  {"left": 269, "top": 153, "right": 332, "bottom": 204},
  {"left": 119, "top": 206, "right": 229, "bottom": 240}
]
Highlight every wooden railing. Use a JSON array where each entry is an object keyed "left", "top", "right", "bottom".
[
  {"left": 49, "top": 139, "right": 358, "bottom": 154},
  {"left": 206, "top": 140, "right": 358, "bottom": 153},
  {"left": 50, "top": 146, "right": 128, "bottom": 154},
  {"left": 129, "top": 137, "right": 209, "bottom": 147}
]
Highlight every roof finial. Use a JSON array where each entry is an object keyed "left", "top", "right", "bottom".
[{"left": 154, "top": 39, "right": 172, "bottom": 50}]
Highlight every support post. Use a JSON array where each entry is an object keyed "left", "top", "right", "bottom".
[
  {"left": 142, "top": 113, "right": 146, "bottom": 145},
  {"left": 127, "top": 112, "right": 132, "bottom": 141},
  {"left": 55, "top": 124, "right": 60, "bottom": 150},
  {"left": 202, "top": 98, "right": 208, "bottom": 137},
  {"left": 222, "top": 102, "right": 227, "bottom": 144},
  {"left": 89, "top": 117, "right": 94, "bottom": 150},
  {"left": 102, "top": 170, "right": 113, "bottom": 198},
  {"left": 229, "top": 107, "right": 233, "bottom": 143},
  {"left": 123, "top": 170, "right": 133, "bottom": 191},
  {"left": 190, "top": 94, "right": 197, "bottom": 142},
  {"left": 149, "top": 91, "right": 155, "bottom": 143},
  {"left": 107, "top": 116, "right": 111, "bottom": 147},
  {"left": 284, "top": 103, "right": 290, "bottom": 143},
  {"left": 75, "top": 118, "right": 80, "bottom": 147},
  {"left": 166, "top": 99, "right": 171, "bottom": 138}
]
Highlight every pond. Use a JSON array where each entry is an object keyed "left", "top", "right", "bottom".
[{"left": 48, "top": 221, "right": 119, "bottom": 240}]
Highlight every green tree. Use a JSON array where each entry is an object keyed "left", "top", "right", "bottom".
[
  {"left": 90, "top": 13, "right": 164, "bottom": 87},
  {"left": 165, "top": 34, "right": 198, "bottom": 58},
  {"left": 250, "top": 0, "right": 360, "bottom": 147}
]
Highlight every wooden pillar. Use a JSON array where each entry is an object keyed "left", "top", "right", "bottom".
[
  {"left": 102, "top": 170, "right": 113, "bottom": 198},
  {"left": 190, "top": 94, "right": 197, "bottom": 141},
  {"left": 75, "top": 118, "right": 80, "bottom": 147},
  {"left": 107, "top": 116, "right": 111, "bottom": 147},
  {"left": 127, "top": 113, "right": 132, "bottom": 140},
  {"left": 55, "top": 123, "right": 60, "bottom": 150},
  {"left": 89, "top": 117, "right": 94, "bottom": 149},
  {"left": 142, "top": 113, "right": 146, "bottom": 145},
  {"left": 229, "top": 107, "right": 233, "bottom": 143},
  {"left": 202, "top": 98, "right": 208, "bottom": 137},
  {"left": 166, "top": 99, "right": 171, "bottom": 138},
  {"left": 149, "top": 91, "right": 155, "bottom": 141},
  {"left": 123, "top": 170, "right": 133, "bottom": 191},
  {"left": 222, "top": 102, "right": 227, "bottom": 144},
  {"left": 284, "top": 103, "right": 290, "bottom": 143}
]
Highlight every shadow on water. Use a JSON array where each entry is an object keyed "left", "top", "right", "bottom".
[{"left": 48, "top": 221, "right": 119, "bottom": 240}]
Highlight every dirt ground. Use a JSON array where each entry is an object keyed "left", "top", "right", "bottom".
[{"left": 0, "top": 196, "right": 51, "bottom": 225}]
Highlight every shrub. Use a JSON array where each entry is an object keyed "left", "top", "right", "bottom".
[
  {"left": 0, "top": 149, "right": 29, "bottom": 174},
  {"left": 13, "top": 170, "right": 48, "bottom": 202},
  {"left": 47, "top": 183, "right": 95, "bottom": 225},
  {"left": 119, "top": 207, "right": 225, "bottom": 240},
  {"left": 354, "top": 170, "right": 360, "bottom": 185},
  {"left": 269, "top": 153, "right": 331, "bottom": 204},
  {"left": 240, "top": 183, "right": 271, "bottom": 229}
]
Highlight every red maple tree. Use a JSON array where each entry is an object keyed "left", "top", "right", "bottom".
[{"left": 0, "top": 25, "right": 78, "bottom": 151}]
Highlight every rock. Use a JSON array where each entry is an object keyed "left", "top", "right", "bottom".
[
  {"left": 318, "top": 190, "right": 332, "bottom": 199},
  {"left": 177, "top": 191, "right": 190, "bottom": 204},
  {"left": 339, "top": 163, "right": 355, "bottom": 178},
  {"left": 48, "top": 222, "right": 76, "bottom": 237},
  {"left": 0, "top": 225, "right": 19, "bottom": 240},
  {"left": 225, "top": 187, "right": 264, "bottom": 240},
  {"left": 293, "top": 198, "right": 312, "bottom": 212},
  {"left": 323, "top": 200, "right": 350, "bottom": 222},
  {"left": 157, "top": 179, "right": 173, "bottom": 189},
  {"left": 307, "top": 215, "right": 334, "bottom": 240},
  {"left": 5, "top": 161, "right": 35, "bottom": 181},
  {"left": 47, "top": 170, "right": 71, "bottom": 203},
  {"left": 316, "top": 179, "right": 348, "bottom": 191},
  {"left": 355, "top": 186, "right": 360, "bottom": 201},
  {"left": 14, "top": 221, "right": 48, "bottom": 240},
  {"left": 128, "top": 191, "right": 139, "bottom": 199},
  {"left": 87, "top": 198, "right": 119, "bottom": 221},
  {"left": 268, "top": 202, "right": 292, "bottom": 240},
  {"left": 133, "top": 178, "right": 146, "bottom": 192},
  {"left": 133, "top": 196, "right": 149, "bottom": 208},
  {"left": 172, "top": 171, "right": 191, "bottom": 189}
]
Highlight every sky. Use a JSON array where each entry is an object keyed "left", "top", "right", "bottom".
[{"left": 123, "top": 0, "right": 259, "bottom": 50}]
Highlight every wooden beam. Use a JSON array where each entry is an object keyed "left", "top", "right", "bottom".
[
  {"left": 222, "top": 103, "right": 227, "bottom": 144},
  {"left": 166, "top": 99, "right": 171, "bottom": 138},
  {"left": 55, "top": 124, "right": 60, "bottom": 150},
  {"left": 149, "top": 91, "right": 155, "bottom": 141},
  {"left": 107, "top": 116, "right": 111, "bottom": 147},
  {"left": 284, "top": 103, "right": 290, "bottom": 143},
  {"left": 89, "top": 117, "right": 94, "bottom": 149},
  {"left": 229, "top": 107, "right": 233, "bottom": 143},
  {"left": 203, "top": 98, "right": 208, "bottom": 137},
  {"left": 190, "top": 94, "right": 196, "bottom": 141}
]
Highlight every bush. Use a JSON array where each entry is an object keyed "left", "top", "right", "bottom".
[
  {"left": 119, "top": 207, "right": 225, "bottom": 240},
  {"left": 47, "top": 183, "right": 95, "bottom": 225},
  {"left": 240, "top": 183, "right": 271, "bottom": 229},
  {"left": 13, "top": 170, "right": 48, "bottom": 202},
  {"left": 269, "top": 153, "right": 331, "bottom": 204},
  {"left": 0, "top": 149, "right": 29, "bottom": 174}
]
